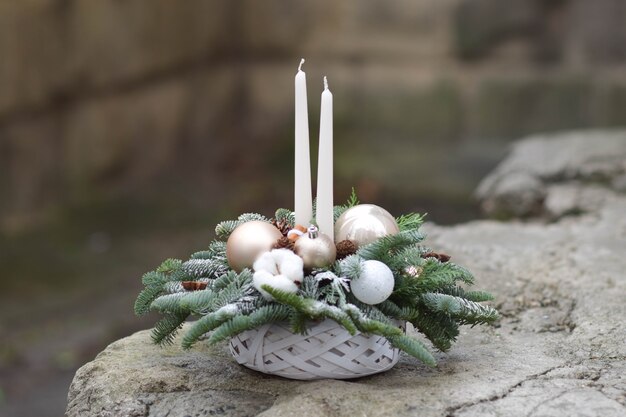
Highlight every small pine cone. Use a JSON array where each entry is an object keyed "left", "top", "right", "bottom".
[
  {"left": 273, "top": 236, "right": 295, "bottom": 251},
  {"left": 271, "top": 218, "right": 291, "bottom": 237},
  {"left": 182, "top": 281, "right": 208, "bottom": 291},
  {"left": 421, "top": 251, "right": 451, "bottom": 263},
  {"left": 336, "top": 240, "right": 358, "bottom": 260}
]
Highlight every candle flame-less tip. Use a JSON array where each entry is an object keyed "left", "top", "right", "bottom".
[
  {"left": 298, "top": 58, "right": 305, "bottom": 72},
  {"left": 323, "top": 76, "right": 328, "bottom": 90}
]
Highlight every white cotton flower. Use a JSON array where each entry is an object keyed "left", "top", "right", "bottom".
[
  {"left": 253, "top": 251, "right": 279, "bottom": 275},
  {"left": 252, "top": 249, "right": 304, "bottom": 300}
]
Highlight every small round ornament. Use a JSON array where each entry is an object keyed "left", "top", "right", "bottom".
[
  {"left": 294, "top": 225, "right": 337, "bottom": 269},
  {"left": 226, "top": 221, "right": 283, "bottom": 272},
  {"left": 351, "top": 260, "right": 395, "bottom": 305},
  {"left": 334, "top": 204, "right": 400, "bottom": 247}
]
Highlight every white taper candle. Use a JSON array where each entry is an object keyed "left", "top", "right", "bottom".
[
  {"left": 316, "top": 76, "right": 334, "bottom": 240},
  {"left": 294, "top": 58, "right": 313, "bottom": 226}
]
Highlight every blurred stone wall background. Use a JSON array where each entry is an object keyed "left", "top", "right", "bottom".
[
  {"left": 2, "top": 1, "right": 626, "bottom": 416},
  {"left": 3, "top": 0, "right": 626, "bottom": 233}
]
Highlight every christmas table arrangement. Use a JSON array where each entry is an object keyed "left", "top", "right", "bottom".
[{"left": 135, "top": 60, "right": 499, "bottom": 380}]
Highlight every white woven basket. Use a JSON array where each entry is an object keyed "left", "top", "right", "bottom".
[{"left": 228, "top": 319, "right": 403, "bottom": 380}]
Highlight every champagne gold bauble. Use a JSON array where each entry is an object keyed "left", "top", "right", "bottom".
[
  {"left": 334, "top": 204, "right": 400, "bottom": 247},
  {"left": 294, "top": 225, "right": 337, "bottom": 269},
  {"left": 226, "top": 221, "right": 283, "bottom": 272}
]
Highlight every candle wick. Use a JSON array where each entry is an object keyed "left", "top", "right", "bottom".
[
  {"left": 298, "top": 58, "right": 305, "bottom": 72},
  {"left": 323, "top": 76, "right": 328, "bottom": 90}
]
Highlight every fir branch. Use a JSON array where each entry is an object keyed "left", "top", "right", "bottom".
[
  {"left": 208, "top": 304, "right": 292, "bottom": 344},
  {"left": 274, "top": 208, "right": 295, "bottom": 227},
  {"left": 396, "top": 212, "right": 426, "bottom": 232},
  {"left": 462, "top": 290, "right": 495, "bottom": 302},
  {"left": 438, "top": 285, "right": 495, "bottom": 302},
  {"left": 135, "top": 270, "right": 174, "bottom": 316},
  {"left": 202, "top": 273, "right": 254, "bottom": 313},
  {"left": 333, "top": 206, "right": 347, "bottom": 223},
  {"left": 386, "top": 333, "right": 436, "bottom": 367},
  {"left": 151, "top": 311, "right": 188, "bottom": 346},
  {"left": 335, "top": 254, "right": 364, "bottom": 280},
  {"left": 215, "top": 220, "right": 240, "bottom": 240},
  {"left": 135, "top": 283, "right": 166, "bottom": 316},
  {"left": 150, "top": 292, "right": 194, "bottom": 314},
  {"left": 156, "top": 258, "right": 183, "bottom": 274},
  {"left": 357, "top": 229, "right": 425, "bottom": 264},
  {"left": 151, "top": 290, "right": 214, "bottom": 315},
  {"left": 289, "top": 310, "right": 309, "bottom": 335},
  {"left": 191, "top": 241, "right": 227, "bottom": 260},
  {"left": 237, "top": 213, "right": 268, "bottom": 223},
  {"left": 190, "top": 250, "right": 212, "bottom": 260},
  {"left": 299, "top": 276, "right": 321, "bottom": 299},
  {"left": 212, "top": 270, "right": 243, "bottom": 291},
  {"left": 150, "top": 269, "right": 253, "bottom": 316},
  {"left": 411, "top": 310, "right": 459, "bottom": 352},
  {"left": 181, "top": 304, "right": 241, "bottom": 349},
  {"left": 387, "top": 246, "right": 431, "bottom": 269},
  {"left": 261, "top": 286, "right": 357, "bottom": 335},
  {"left": 392, "top": 259, "right": 475, "bottom": 305},
  {"left": 342, "top": 303, "right": 435, "bottom": 365},
  {"left": 421, "top": 293, "right": 499, "bottom": 325},
  {"left": 376, "top": 299, "right": 420, "bottom": 322},
  {"left": 163, "top": 281, "right": 187, "bottom": 294},
  {"left": 182, "top": 258, "right": 229, "bottom": 279},
  {"left": 417, "top": 260, "right": 474, "bottom": 289},
  {"left": 346, "top": 187, "right": 359, "bottom": 207},
  {"left": 215, "top": 213, "right": 268, "bottom": 240}
]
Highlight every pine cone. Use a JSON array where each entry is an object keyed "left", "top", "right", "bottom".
[
  {"left": 271, "top": 218, "right": 291, "bottom": 237},
  {"left": 421, "top": 251, "right": 451, "bottom": 263},
  {"left": 273, "top": 236, "right": 295, "bottom": 251},
  {"left": 336, "top": 240, "right": 357, "bottom": 260},
  {"left": 182, "top": 281, "right": 208, "bottom": 291}
]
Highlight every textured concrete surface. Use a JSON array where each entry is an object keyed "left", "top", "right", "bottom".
[{"left": 66, "top": 134, "right": 625, "bottom": 416}]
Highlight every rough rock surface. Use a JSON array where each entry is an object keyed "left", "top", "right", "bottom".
[
  {"left": 67, "top": 135, "right": 625, "bottom": 417},
  {"left": 476, "top": 129, "right": 626, "bottom": 218}
]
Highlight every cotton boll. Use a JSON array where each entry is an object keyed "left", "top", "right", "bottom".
[
  {"left": 279, "top": 255, "right": 304, "bottom": 284},
  {"left": 270, "top": 275, "right": 299, "bottom": 293},
  {"left": 252, "top": 249, "right": 304, "bottom": 300},
  {"left": 253, "top": 270, "right": 298, "bottom": 300},
  {"left": 253, "top": 252, "right": 278, "bottom": 275},
  {"left": 253, "top": 270, "right": 273, "bottom": 297},
  {"left": 269, "top": 248, "right": 292, "bottom": 264}
]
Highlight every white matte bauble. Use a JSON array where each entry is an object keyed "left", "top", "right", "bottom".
[
  {"left": 226, "top": 221, "right": 283, "bottom": 272},
  {"left": 351, "top": 260, "right": 395, "bottom": 305},
  {"left": 334, "top": 204, "right": 400, "bottom": 247},
  {"left": 294, "top": 226, "right": 336, "bottom": 269}
]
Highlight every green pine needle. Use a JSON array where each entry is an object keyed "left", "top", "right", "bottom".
[
  {"left": 387, "top": 334, "right": 436, "bottom": 367},
  {"left": 396, "top": 212, "right": 426, "bottom": 232},
  {"left": 181, "top": 304, "right": 241, "bottom": 349},
  {"left": 261, "top": 286, "right": 358, "bottom": 335},
  {"left": 207, "top": 304, "right": 292, "bottom": 344},
  {"left": 151, "top": 312, "right": 188, "bottom": 346}
]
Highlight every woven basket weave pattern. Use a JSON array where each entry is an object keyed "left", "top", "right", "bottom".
[{"left": 229, "top": 319, "right": 402, "bottom": 380}]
